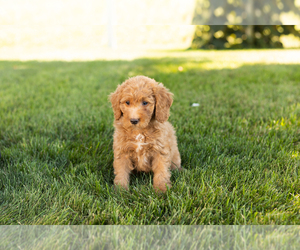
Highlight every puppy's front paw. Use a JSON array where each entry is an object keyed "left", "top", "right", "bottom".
[
  {"left": 153, "top": 181, "right": 171, "bottom": 193},
  {"left": 114, "top": 178, "right": 129, "bottom": 190}
]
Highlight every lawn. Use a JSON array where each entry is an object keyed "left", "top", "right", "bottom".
[{"left": 0, "top": 50, "right": 300, "bottom": 225}]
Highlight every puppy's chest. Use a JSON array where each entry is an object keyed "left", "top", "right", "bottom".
[
  {"left": 128, "top": 133, "right": 153, "bottom": 155},
  {"left": 126, "top": 133, "right": 156, "bottom": 170}
]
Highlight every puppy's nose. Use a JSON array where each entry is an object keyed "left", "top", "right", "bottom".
[{"left": 130, "top": 118, "right": 139, "bottom": 125}]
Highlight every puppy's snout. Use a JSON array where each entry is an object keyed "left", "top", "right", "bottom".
[{"left": 130, "top": 118, "right": 140, "bottom": 125}]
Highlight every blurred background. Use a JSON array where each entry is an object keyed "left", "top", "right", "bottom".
[{"left": 0, "top": 0, "right": 300, "bottom": 60}]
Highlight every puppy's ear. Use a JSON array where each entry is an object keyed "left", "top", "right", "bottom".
[
  {"left": 109, "top": 85, "right": 123, "bottom": 120},
  {"left": 154, "top": 83, "right": 173, "bottom": 123}
]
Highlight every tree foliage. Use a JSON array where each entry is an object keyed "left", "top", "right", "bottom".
[
  {"left": 191, "top": 25, "right": 300, "bottom": 49},
  {"left": 191, "top": 0, "right": 300, "bottom": 49}
]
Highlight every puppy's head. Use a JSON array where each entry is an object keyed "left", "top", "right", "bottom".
[{"left": 109, "top": 76, "right": 173, "bottom": 128}]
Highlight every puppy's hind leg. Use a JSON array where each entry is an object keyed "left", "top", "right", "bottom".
[{"left": 170, "top": 147, "right": 182, "bottom": 171}]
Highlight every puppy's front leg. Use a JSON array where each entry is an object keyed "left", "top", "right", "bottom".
[
  {"left": 152, "top": 153, "right": 171, "bottom": 192},
  {"left": 113, "top": 155, "right": 132, "bottom": 190}
]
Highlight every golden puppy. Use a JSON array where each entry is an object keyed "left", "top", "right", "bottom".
[{"left": 109, "top": 76, "right": 181, "bottom": 192}]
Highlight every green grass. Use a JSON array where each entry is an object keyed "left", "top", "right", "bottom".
[
  {"left": 0, "top": 50, "right": 300, "bottom": 225},
  {"left": 2, "top": 225, "right": 300, "bottom": 249}
]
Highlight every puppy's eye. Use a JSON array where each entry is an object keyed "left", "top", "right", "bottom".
[
  {"left": 142, "top": 101, "right": 148, "bottom": 106},
  {"left": 126, "top": 101, "right": 130, "bottom": 105}
]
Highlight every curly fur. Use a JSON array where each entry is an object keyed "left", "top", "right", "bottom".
[{"left": 109, "top": 75, "right": 181, "bottom": 192}]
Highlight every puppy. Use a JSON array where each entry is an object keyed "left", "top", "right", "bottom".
[{"left": 109, "top": 76, "right": 181, "bottom": 192}]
